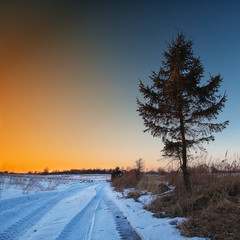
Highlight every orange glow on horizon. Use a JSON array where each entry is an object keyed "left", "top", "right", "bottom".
[{"left": 0, "top": 2, "right": 165, "bottom": 173}]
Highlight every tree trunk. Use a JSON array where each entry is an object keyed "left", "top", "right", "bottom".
[{"left": 180, "top": 116, "right": 191, "bottom": 192}]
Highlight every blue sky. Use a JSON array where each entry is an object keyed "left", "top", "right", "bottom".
[{"left": 79, "top": 1, "right": 239, "bottom": 160}]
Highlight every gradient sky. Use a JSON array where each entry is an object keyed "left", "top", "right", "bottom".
[{"left": 0, "top": 0, "right": 239, "bottom": 172}]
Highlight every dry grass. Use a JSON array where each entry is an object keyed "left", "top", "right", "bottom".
[
  {"left": 180, "top": 198, "right": 240, "bottom": 240},
  {"left": 146, "top": 171, "right": 240, "bottom": 240},
  {"left": 112, "top": 173, "right": 139, "bottom": 191},
  {"left": 112, "top": 173, "right": 170, "bottom": 202},
  {"left": 126, "top": 190, "right": 147, "bottom": 202},
  {"left": 0, "top": 174, "right": 61, "bottom": 197},
  {"left": 112, "top": 174, "right": 169, "bottom": 195}
]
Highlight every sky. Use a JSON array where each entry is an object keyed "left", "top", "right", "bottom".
[{"left": 0, "top": 0, "right": 239, "bottom": 172}]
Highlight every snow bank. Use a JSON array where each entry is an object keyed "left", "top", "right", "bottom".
[{"left": 105, "top": 184, "right": 209, "bottom": 240}]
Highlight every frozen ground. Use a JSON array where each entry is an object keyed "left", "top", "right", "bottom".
[{"left": 0, "top": 174, "right": 208, "bottom": 240}]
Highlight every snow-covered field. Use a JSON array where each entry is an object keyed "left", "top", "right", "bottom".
[{"left": 0, "top": 174, "right": 208, "bottom": 240}]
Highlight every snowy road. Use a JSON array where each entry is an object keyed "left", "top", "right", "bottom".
[
  {"left": 0, "top": 181, "right": 142, "bottom": 240},
  {"left": 0, "top": 175, "right": 207, "bottom": 240}
]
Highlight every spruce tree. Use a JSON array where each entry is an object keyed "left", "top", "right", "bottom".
[{"left": 137, "top": 32, "right": 229, "bottom": 191}]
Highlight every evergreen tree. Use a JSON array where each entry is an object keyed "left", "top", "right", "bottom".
[
  {"left": 111, "top": 166, "right": 122, "bottom": 181},
  {"left": 137, "top": 32, "right": 229, "bottom": 191}
]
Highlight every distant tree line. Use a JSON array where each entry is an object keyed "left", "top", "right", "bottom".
[
  {"left": 0, "top": 168, "right": 114, "bottom": 175},
  {"left": 35, "top": 168, "right": 113, "bottom": 175}
]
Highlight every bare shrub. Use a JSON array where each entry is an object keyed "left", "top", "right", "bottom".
[
  {"left": 135, "top": 176, "right": 169, "bottom": 195},
  {"left": 22, "top": 176, "right": 40, "bottom": 194},
  {"left": 112, "top": 172, "right": 138, "bottom": 191},
  {"left": 112, "top": 174, "right": 169, "bottom": 197},
  {"left": 45, "top": 179, "right": 60, "bottom": 191},
  {"left": 135, "top": 158, "right": 144, "bottom": 179}
]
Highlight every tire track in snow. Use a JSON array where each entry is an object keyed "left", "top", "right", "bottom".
[
  {"left": 57, "top": 183, "right": 142, "bottom": 240},
  {"left": 0, "top": 184, "right": 86, "bottom": 214},
  {"left": 0, "top": 181, "right": 143, "bottom": 240},
  {"left": 0, "top": 191, "right": 56, "bottom": 214},
  {"left": 56, "top": 183, "right": 105, "bottom": 240},
  {"left": 0, "top": 191, "right": 62, "bottom": 233},
  {"left": 0, "top": 184, "right": 91, "bottom": 240},
  {"left": 104, "top": 196, "right": 143, "bottom": 240}
]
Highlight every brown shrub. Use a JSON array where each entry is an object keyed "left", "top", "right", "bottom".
[
  {"left": 112, "top": 174, "right": 169, "bottom": 194},
  {"left": 111, "top": 172, "right": 139, "bottom": 191},
  {"left": 135, "top": 176, "right": 169, "bottom": 194}
]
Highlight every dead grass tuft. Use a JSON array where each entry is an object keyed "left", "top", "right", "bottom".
[
  {"left": 147, "top": 171, "right": 240, "bottom": 239},
  {"left": 126, "top": 190, "right": 147, "bottom": 202},
  {"left": 180, "top": 197, "right": 240, "bottom": 240},
  {"left": 0, "top": 174, "right": 60, "bottom": 197},
  {"left": 112, "top": 174, "right": 169, "bottom": 195}
]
